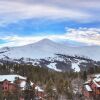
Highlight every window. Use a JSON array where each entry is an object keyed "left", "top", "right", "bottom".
[
  {"left": 2, "top": 87, "right": 4, "bottom": 90},
  {"left": 5, "top": 87, "right": 7, "bottom": 90}
]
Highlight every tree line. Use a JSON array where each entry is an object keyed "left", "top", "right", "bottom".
[{"left": 0, "top": 60, "right": 100, "bottom": 99}]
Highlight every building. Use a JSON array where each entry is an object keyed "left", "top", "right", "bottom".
[
  {"left": 0, "top": 75, "right": 26, "bottom": 96},
  {"left": 0, "top": 79, "right": 17, "bottom": 96},
  {"left": 82, "top": 74, "right": 100, "bottom": 99},
  {"left": 0, "top": 74, "right": 45, "bottom": 100},
  {"left": 35, "top": 85, "right": 44, "bottom": 99}
]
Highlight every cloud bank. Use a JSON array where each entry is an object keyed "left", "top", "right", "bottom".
[
  {"left": 65, "top": 28, "right": 100, "bottom": 45},
  {"left": 0, "top": 0, "right": 100, "bottom": 25},
  {"left": 0, "top": 28, "right": 100, "bottom": 47}
]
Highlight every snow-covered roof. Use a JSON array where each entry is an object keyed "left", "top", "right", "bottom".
[
  {"left": 93, "top": 80, "right": 100, "bottom": 88},
  {"left": 35, "top": 86, "right": 44, "bottom": 92},
  {"left": 20, "top": 81, "right": 26, "bottom": 89},
  {"left": 20, "top": 81, "right": 34, "bottom": 90},
  {"left": 93, "top": 77, "right": 100, "bottom": 88},
  {"left": 0, "top": 75, "right": 26, "bottom": 83},
  {"left": 91, "top": 74, "right": 100, "bottom": 88},
  {"left": 85, "top": 85, "right": 92, "bottom": 92},
  {"left": 0, "top": 75, "right": 42, "bottom": 91},
  {"left": 95, "top": 74, "right": 100, "bottom": 78},
  {"left": 94, "top": 77, "right": 100, "bottom": 82},
  {"left": 84, "top": 74, "right": 100, "bottom": 90}
]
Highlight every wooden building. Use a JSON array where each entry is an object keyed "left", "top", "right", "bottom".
[
  {"left": 82, "top": 74, "right": 100, "bottom": 99},
  {"left": 0, "top": 79, "right": 17, "bottom": 96}
]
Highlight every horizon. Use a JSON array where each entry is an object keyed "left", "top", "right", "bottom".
[
  {"left": 0, "top": 0, "right": 100, "bottom": 47},
  {"left": 0, "top": 38, "right": 100, "bottom": 49}
]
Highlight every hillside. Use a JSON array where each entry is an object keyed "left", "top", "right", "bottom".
[{"left": 0, "top": 39, "right": 100, "bottom": 72}]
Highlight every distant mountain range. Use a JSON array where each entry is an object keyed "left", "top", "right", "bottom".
[{"left": 0, "top": 39, "right": 100, "bottom": 72}]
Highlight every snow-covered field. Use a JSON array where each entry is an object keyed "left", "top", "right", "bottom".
[
  {"left": 72, "top": 63, "right": 80, "bottom": 72},
  {"left": 47, "top": 63, "right": 62, "bottom": 72}
]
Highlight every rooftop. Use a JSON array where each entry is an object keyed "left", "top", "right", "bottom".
[{"left": 0, "top": 75, "right": 26, "bottom": 83}]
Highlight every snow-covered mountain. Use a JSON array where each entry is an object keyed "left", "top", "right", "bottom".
[
  {"left": 0, "top": 39, "right": 100, "bottom": 72},
  {"left": 0, "top": 39, "right": 69, "bottom": 59},
  {"left": 0, "top": 39, "right": 100, "bottom": 60}
]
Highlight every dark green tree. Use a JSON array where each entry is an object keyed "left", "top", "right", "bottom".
[
  {"left": 45, "top": 79, "right": 55, "bottom": 100},
  {"left": 83, "top": 71, "right": 87, "bottom": 81}
]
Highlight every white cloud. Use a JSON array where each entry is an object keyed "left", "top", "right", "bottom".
[
  {"left": 0, "top": 0, "right": 98, "bottom": 26},
  {"left": 0, "top": 27, "right": 100, "bottom": 47},
  {"left": 0, "top": 35, "right": 44, "bottom": 47},
  {"left": 0, "top": 34, "right": 66, "bottom": 47},
  {"left": 65, "top": 28, "right": 100, "bottom": 45}
]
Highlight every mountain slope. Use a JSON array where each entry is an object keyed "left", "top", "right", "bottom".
[
  {"left": 0, "top": 39, "right": 100, "bottom": 72},
  {"left": 0, "top": 39, "right": 77, "bottom": 59},
  {"left": 0, "top": 39, "right": 100, "bottom": 60}
]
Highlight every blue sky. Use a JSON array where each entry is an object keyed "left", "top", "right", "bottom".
[{"left": 0, "top": 0, "right": 100, "bottom": 47}]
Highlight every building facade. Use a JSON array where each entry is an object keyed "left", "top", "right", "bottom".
[{"left": 82, "top": 74, "right": 100, "bottom": 100}]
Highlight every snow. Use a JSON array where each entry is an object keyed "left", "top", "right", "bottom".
[
  {"left": 93, "top": 80, "right": 100, "bottom": 87},
  {"left": 95, "top": 74, "right": 100, "bottom": 78},
  {"left": 20, "top": 81, "right": 34, "bottom": 90},
  {"left": 47, "top": 63, "right": 61, "bottom": 72},
  {"left": 93, "top": 74, "right": 100, "bottom": 87},
  {"left": 72, "top": 63, "right": 80, "bottom": 72},
  {"left": 0, "top": 39, "right": 100, "bottom": 61},
  {"left": 54, "top": 56, "right": 65, "bottom": 62},
  {"left": 94, "top": 77, "right": 100, "bottom": 82},
  {"left": 20, "top": 81, "right": 26, "bottom": 90},
  {"left": 0, "top": 75, "right": 26, "bottom": 83},
  {"left": 35, "top": 86, "right": 44, "bottom": 92},
  {"left": 85, "top": 85, "right": 92, "bottom": 92}
]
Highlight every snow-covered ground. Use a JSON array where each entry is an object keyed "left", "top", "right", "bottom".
[
  {"left": 0, "top": 39, "right": 100, "bottom": 60},
  {"left": 0, "top": 39, "right": 100, "bottom": 72},
  {"left": 47, "top": 63, "right": 61, "bottom": 72},
  {"left": 35, "top": 86, "right": 44, "bottom": 92},
  {"left": 72, "top": 63, "right": 80, "bottom": 72}
]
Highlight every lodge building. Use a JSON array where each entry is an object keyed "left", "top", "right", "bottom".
[
  {"left": 82, "top": 74, "right": 100, "bottom": 100},
  {"left": 0, "top": 75, "right": 44, "bottom": 100}
]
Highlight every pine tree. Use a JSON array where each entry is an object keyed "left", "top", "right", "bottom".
[
  {"left": 83, "top": 71, "right": 87, "bottom": 81},
  {"left": 0, "top": 87, "right": 3, "bottom": 100},
  {"left": 45, "top": 79, "right": 54, "bottom": 100},
  {"left": 24, "top": 77, "right": 32, "bottom": 100}
]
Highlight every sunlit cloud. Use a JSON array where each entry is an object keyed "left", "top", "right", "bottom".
[
  {"left": 0, "top": 28, "right": 100, "bottom": 48},
  {"left": 65, "top": 28, "right": 100, "bottom": 45}
]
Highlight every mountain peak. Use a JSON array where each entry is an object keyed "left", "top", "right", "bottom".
[
  {"left": 38, "top": 38, "right": 54, "bottom": 43},
  {"left": 35, "top": 38, "right": 57, "bottom": 45}
]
